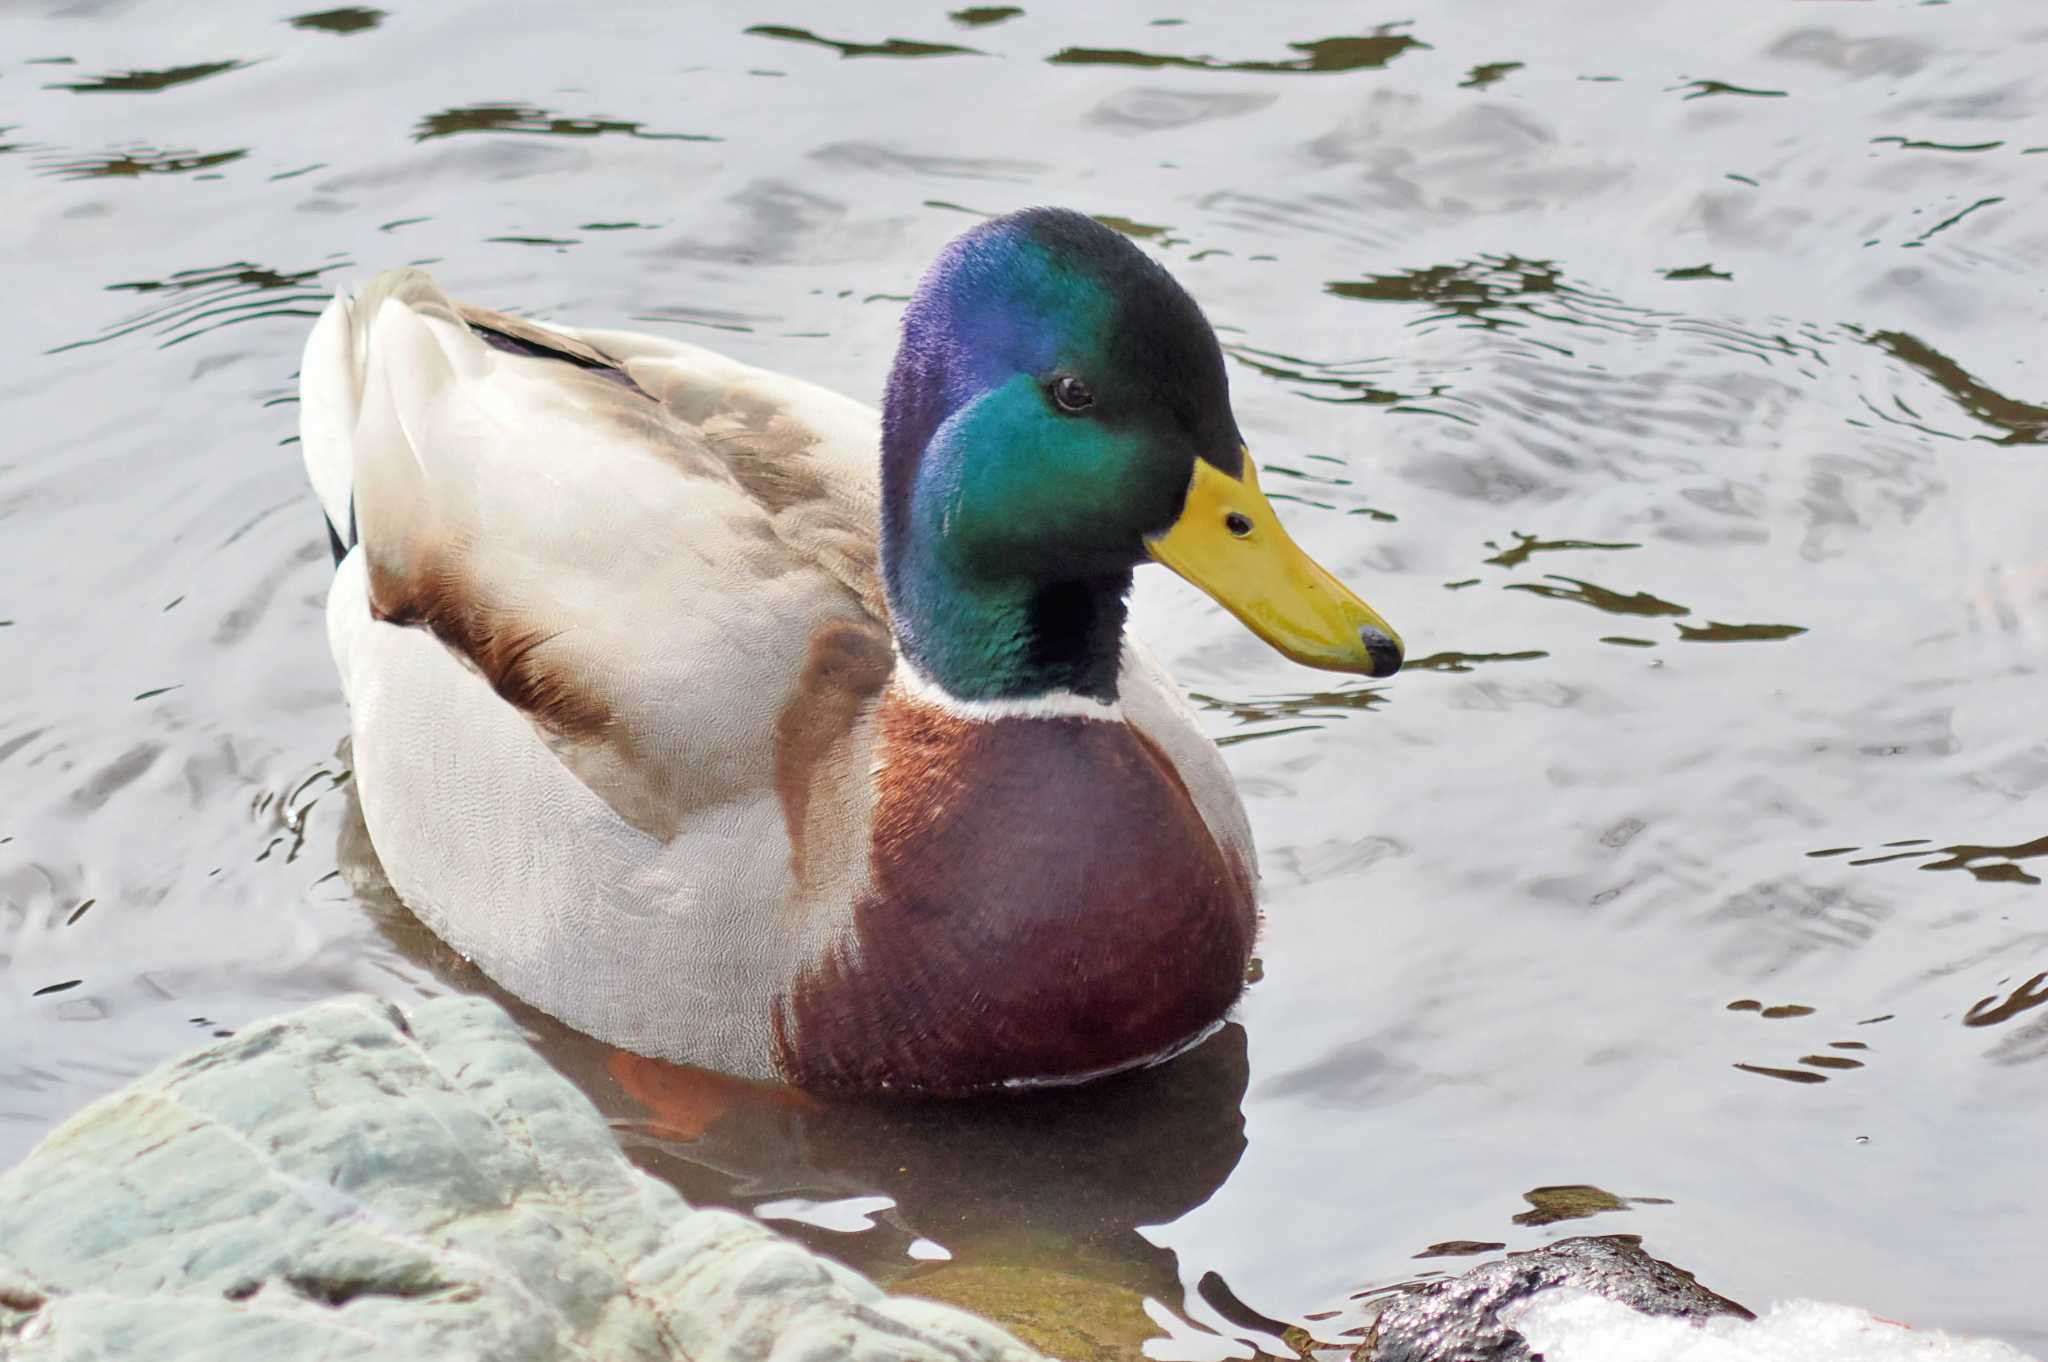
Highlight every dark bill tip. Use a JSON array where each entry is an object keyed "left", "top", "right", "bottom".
[{"left": 1361, "top": 627, "right": 1403, "bottom": 678}]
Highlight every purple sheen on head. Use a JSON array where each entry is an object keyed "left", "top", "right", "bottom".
[
  {"left": 882, "top": 213, "right": 1091, "bottom": 492},
  {"left": 879, "top": 208, "right": 1202, "bottom": 546},
  {"left": 875, "top": 207, "right": 1242, "bottom": 701}
]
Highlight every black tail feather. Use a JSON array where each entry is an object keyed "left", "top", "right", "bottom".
[{"left": 324, "top": 500, "right": 356, "bottom": 564}]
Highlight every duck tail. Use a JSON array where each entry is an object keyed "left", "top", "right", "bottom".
[
  {"left": 298, "top": 269, "right": 466, "bottom": 563},
  {"left": 299, "top": 290, "right": 360, "bottom": 561}
]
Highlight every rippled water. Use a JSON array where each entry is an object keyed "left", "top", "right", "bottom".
[{"left": 4, "top": 1, "right": 2045, "bottom": 1353}]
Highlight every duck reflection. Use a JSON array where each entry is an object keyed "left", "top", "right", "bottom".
[{"left": 338, "top": 783, "right": 1250, "bottom": 1305}]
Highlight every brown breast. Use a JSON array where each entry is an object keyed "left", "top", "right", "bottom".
[{"left": 772, "top": 689, "right": 1256, "bottom": 1094}]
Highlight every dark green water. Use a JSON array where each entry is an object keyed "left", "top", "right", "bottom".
[{"left": 2, "top": 2, "right": 2044, "bottom": 1353}]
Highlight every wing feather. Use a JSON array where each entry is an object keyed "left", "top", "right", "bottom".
[{"left": 324, "top": 271, "right": 886, "bottom": 844}]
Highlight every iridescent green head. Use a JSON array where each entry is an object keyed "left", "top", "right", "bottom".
[{"left": 880, "top": 208, "right": 1400, "bottom": 704}]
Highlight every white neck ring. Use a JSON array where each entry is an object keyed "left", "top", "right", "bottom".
[{"left": 891, "top": 655, "right": 1125, "bottom": 723}]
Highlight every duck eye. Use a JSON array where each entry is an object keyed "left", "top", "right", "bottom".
[
  {"left": 1225, "top": 511, "right": 1253, "bottom": 537},
  {"left": 1049, "top": 375, "right": 1095, "bottom": 413}
]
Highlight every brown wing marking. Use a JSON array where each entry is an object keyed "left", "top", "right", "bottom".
[
  {"left": 772, "top": 617, "right": 893, "bottom": 895},
  {"left": 367, "top": 556, "right": 612, "bottom": 741},
  {"left": 701, "top": 391, "right": 887, "bottom": 622}
]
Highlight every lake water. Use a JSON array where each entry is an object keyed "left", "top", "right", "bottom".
[{"left": 3, "top": 1, "right": 2045, "bottom": 1355}]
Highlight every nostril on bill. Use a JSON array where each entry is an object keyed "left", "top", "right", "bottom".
[{"left": 1360, "top": 626, "right": 1402, "bottom": 678}]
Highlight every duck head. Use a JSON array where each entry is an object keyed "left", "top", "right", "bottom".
[{"left": 880, "top": 207, "right": 1401, "bottom": 704}]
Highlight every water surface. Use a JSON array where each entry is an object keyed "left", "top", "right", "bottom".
[{"left": 3, "top": 1, "right": 2045, "bottom": 1353}]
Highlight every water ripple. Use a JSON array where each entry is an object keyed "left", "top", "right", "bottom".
[
  {"left": 413, "top": 103, "right": 720, "bottom": 143},
  {"left": 1050, "top": 28, "right": 1425, "bottom": 75},
  {"left": 288, "top": 7, "right": 386, "bottom": 34},
  {"left": 47, "top": 261, "right": 346, "bottom": 354},
  {"left": 744, "top": 25, "right": 982, "bottom": 60},
  {"left": 49, "top": 61, "right": 250, "bottom": 94}
]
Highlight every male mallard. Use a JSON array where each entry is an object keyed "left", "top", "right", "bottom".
[{"left": 301, "top": 208, "right": 1400, "bottom": 1095}]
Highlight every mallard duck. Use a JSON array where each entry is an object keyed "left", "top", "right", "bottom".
[{"left": 301, "top": 208, "right": 1400, "bottom": 1095}]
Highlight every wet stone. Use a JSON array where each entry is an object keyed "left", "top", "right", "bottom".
[
  {"left": 1354, "top": 1234, "right": 1751, "bottom": 1362},
  {"left": 0, "top": 994, "right": 1042, "bottom": 1362}
]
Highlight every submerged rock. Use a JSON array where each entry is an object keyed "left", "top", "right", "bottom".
[
  {"left": 1356, "top": 1234, "right": 1750, "bottom": 1361},
  {"left": 0, "top": 994, "right": 1042, "bottom": 1362},
  {"left": 895, "top": 1260, "right": 1158, "bottom": 1362}
]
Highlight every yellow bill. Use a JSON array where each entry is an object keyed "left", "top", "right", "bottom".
[{"left": 1145, "top": 455, "right": 1402, "bottom": 677}]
